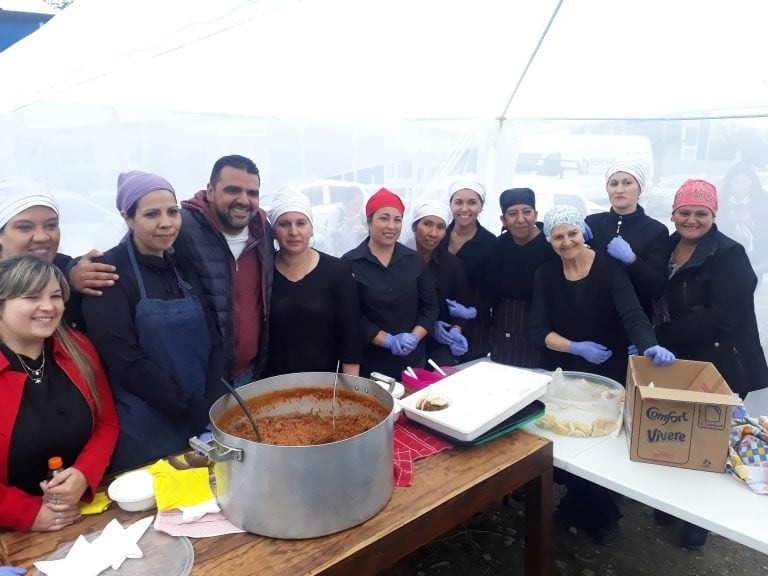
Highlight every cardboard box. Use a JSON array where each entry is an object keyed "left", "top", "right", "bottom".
[{"left": 625, "top": 356, "right": 740, "bottom": 472}]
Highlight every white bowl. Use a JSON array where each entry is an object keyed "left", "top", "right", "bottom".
[{"left": 107, "top": 470, "right": 156, "bottom": 512}]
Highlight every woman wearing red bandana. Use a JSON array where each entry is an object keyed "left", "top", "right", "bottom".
[{"left": 342, "top": 188, "right": 439, "bottom": 380}]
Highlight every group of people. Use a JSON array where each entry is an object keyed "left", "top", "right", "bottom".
[{"left": 0, "top": 157, "right": 766, "bottom": 557}]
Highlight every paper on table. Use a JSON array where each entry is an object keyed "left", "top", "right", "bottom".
[
  {"left": 179, "top": 498, "right": 220, "bottom": 523},
  {"left": 34, "top": 515, "right": 154, "bottom": 576}
]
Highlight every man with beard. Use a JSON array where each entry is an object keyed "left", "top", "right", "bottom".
[{"left": 176, "top": 155, "right": 273, "bottom": 387}]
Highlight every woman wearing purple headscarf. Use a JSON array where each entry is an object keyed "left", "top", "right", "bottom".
[{"left": 81, "top": 171, "right": 221, "bottom": 471}]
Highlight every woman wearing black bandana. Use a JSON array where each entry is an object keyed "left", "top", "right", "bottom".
[{"left": 486, "top": 188, "right": 555, "bottom": 367}]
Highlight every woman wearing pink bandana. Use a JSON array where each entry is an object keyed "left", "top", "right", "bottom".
[{"left": 653, "top": 178, "right": 768, "bottom": 549}]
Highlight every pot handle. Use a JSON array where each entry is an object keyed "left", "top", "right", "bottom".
[
  {"left": 370, "top": 371, "right": 397, "bottom": 394},
  {"left": 189, "top": 435, "right": 243, "bottom": 462}
]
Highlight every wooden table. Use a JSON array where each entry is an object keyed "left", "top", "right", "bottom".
[{"left": 1, "top": 430, "right": 552, "bottom": 576}]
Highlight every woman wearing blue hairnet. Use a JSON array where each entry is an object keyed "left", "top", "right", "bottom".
[{"left": 529, "top": 204, "right": 675, "bottom": 546}]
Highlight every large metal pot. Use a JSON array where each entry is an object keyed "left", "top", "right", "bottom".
[{"left": 190, "top": 372, "right": 394, "bottom": 539}]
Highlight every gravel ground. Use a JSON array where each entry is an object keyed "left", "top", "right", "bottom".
[{"left": 382, "top": 485, "right": 767, "bottom": 576}]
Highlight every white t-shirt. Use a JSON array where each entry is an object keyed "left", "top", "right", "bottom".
[{"left": 225, "top": 227, "right": 250, "bottom": 260}]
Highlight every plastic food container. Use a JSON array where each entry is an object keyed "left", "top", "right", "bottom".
[
  {"left": 107, "top": 469, "right": 157, "bottom": 512},
  {"left": 537, "top": 370, "right": 625, "bottom": 437}
]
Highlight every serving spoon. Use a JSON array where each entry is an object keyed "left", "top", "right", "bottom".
[
  {"left": 331, "top": 360, "right": 341, "bottom": 438},
  {"left": 220, "top": 377, "right": 261, "bottom": 442}
]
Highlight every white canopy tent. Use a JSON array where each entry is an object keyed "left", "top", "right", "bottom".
[{"left": 1, "top": 0, "right": 768, "bottom": 254}]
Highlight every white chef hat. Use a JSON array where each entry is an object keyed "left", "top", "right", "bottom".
[
  {"left": 0, "top": 178, "right": 59, "bottom": 231},
  {"left": 448, "top": 174, "right": 486, "bottom": 203},
  {"left": 267, "top": 191, "right": 313, "bottom": 226},
  {"left": 605, "top": 160, "right": 647, "bottom": 195},
  {"left": 411, "top": 199, "right": 451, "bottom": 226}
]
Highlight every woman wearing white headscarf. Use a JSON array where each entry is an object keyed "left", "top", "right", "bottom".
[
  {"left": 585, "top": 161, "right": 668, "bottom": 316},
  {"left": 0, "top": 180, "right": 116, "bottom": 331},
  {"left": 410, "top": 200, "right": 471, "bottom": 366},
  {"left": 441, "top": 175, "right": 496, "bottom": 360},
  {"left": 529, "top": 204, "right": 675, "bottom": 545},
  {"left": 265, "top": 191, "right": 362, "bottom": 376}
]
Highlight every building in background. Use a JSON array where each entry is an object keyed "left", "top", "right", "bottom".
[{"left": 0, "top": 1, "right": 54, "bottom": 52}]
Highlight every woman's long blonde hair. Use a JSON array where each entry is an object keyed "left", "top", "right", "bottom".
[{"left": 0, "top": 255, "right": 100, "bottom": 410}]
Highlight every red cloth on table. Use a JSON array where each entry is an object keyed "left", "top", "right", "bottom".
[{"left": 393, "top": 416, "right": 453, "bottom": 487}]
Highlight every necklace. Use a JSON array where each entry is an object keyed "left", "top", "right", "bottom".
[
  {"left": 277, "top": 250, "right": 317, "bottom": 282},
  {"left": 15, "top": 348, "right": 45, "bottom": 385}
]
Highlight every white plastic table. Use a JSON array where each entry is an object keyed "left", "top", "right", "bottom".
[{"left": 523, "top": 423, "right": 768, "bottom": 554}]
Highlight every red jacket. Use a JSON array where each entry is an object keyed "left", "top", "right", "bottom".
[{"left": 0, "top": 332, "right": 119, "bottom": 531}]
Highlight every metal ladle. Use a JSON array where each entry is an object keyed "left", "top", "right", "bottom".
[
  {"left": 220, "top": 377, "right": 261, "bottom": 442},
  {"left": 331, "top": 360, "right": 341, "bottom": 438}
]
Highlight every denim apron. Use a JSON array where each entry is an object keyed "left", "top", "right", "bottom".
[{"left": 111, "top": 241, "right": 211, "bottom": 470}]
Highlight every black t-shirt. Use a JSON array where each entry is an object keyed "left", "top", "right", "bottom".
[{"left": 4, "top": 340, "right": 92, "bottom": 495}]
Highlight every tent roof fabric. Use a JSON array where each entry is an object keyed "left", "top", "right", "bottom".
[{"left": 1, "top": 0, "right": 767, "bottom": 120}]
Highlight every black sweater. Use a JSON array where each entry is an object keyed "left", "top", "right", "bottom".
[
  {"left": 486, "top": 227, "right": 556, "bottom": 306},
  {"left": 529, "top": 250, "right": 657, "bottom": 383},
  {"left": 585, "top": 206, "right": 668, "bottom": 317},
  {"left": 655, "top": 225, "right": 768, "bottom": 396},
  {"left": 265, "top": 252, "right": 363, "bottom": 376}
]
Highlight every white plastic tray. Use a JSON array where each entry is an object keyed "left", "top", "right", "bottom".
[{"left": 401, "top": 362, "right": 551, "bottom": 441}]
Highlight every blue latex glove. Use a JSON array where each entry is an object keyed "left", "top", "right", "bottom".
[
  {"left": 568, "top": 341, "right": 613, "bottom": 364},
  {"left": 583, "top": 222, "right": 593, "bottom": 242},
  {"left": 607, "top": 235, "right": 636, "bottom": 265},
  {"left": 433, "top": 320, "right": 454, "bottom": 346},
  {"left": 448, "top": 329, "right": 468, "bottom": 356},
  {"left": 383, "top": 332, "right": 418, "bottom": 356},
  {"left": 449, "top": 335, "right": 469, "bottom": 357},
  {"left": 627, "top": 344, "right": 639, "bottom": 355},
  {"left": 643, "top": 345, "right": 676, "bottom": 367},
  {"left": 0, "top": 568, "right": 27, "bottom": 576},
  {"left": 445, "top": 299, "right": 477, "bottom": 320}
]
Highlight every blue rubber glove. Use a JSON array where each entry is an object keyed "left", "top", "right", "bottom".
[
  {"left": 446, "top": 299, "right": 477, "bottom": 320},
  {"left": 397, "top": 333, "right": 419, "bottom": 355},
  {"left": 643, "top": 345, "right": 676, "bottom": 367},
  {"left": 383, "top": 332, "right": 419, "bottom": 356},
  {"left": 433, "top": 320, "right": 454, "bottom": 346},
  {"left": 449, "top": 331, "right": 469, "bottom": 356},
  {"left": 607, "top": 235, "right": 636, "bottom": 265},
  {"left": 627, "top": 344, "right": 639, "bottom": 356},
  {"left": 568, "top": 341, "right": 613, "bottom": 364},
  {"left": 583, "top": 222, "right": 593, "bottom": 242},
  {"left": 0, "top": 568, "right": 27, "bottom": 576}
]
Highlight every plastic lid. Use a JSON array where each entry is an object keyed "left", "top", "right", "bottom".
[{"left": 48, "top": 456, "right": 63, "bottom": 470}]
